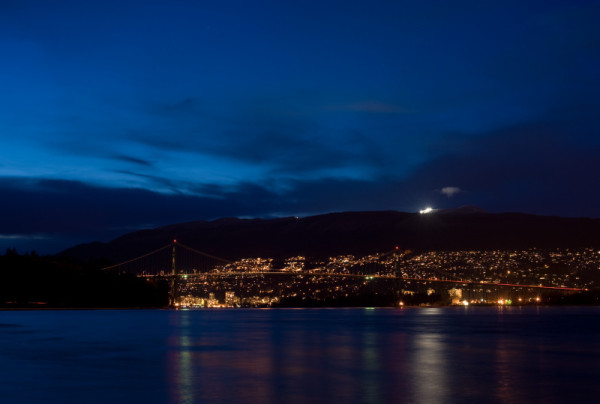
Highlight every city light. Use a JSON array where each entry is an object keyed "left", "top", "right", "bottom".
[
  {"left": 132, "top": 242, "right": 595, "bottom": 308},
  {"left": 419, "top": 207, "right": 434, "bottom": 214}
]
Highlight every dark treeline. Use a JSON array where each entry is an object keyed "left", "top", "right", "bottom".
[
  {"left": 0, "top": 249, "right": 169, "bottom": 308},
  {"left": 543, "top": 290, "right": 600, "bottom": 305}
]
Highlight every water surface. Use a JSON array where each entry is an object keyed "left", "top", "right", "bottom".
[{"left": 1, "top": 307, "right": 599, "bottom": 403}]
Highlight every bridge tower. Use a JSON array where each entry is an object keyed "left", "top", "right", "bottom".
[
  {"left": 172, "top": 240, "right": 176, "bottom": 275},
  {"left": 393, "top": 247, "right": 403, "bottom": 300},
  {"left": 169, "top": 240, "right": 178, "bottom": 307}
]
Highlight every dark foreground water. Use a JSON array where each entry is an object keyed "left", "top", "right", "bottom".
[{"left": 1, "top": 307, "right": 600, "bottom": 403}]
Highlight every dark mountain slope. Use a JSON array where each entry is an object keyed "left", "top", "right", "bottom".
[{"left": 60, "top": 210, "right": 600, "bottom": 263}]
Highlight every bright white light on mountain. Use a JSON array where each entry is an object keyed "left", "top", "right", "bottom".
[{"left": 419, "top": 207, "right": 434, "bottom": 214}]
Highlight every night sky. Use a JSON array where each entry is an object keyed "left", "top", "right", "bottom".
[{"left": 1, "top": 0, "right": 599, "bottom": 253}]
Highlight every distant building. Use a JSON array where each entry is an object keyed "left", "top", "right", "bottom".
[
  {"left": 283, "top": 256, "right": 305, "bottom": 272},
  {"left": 207, "top": 292, "right": 219, "bottom": 307},
  {"left": 448, "top": 288, "right": 463, "bottom": 305},
  {"left": 225, "top": 291, "right": 239, "bottom": 307}
]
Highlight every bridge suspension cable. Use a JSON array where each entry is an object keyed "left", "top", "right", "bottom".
[
  {"left": 176, "top": 242, "right": 233, "bottom": 264},
  {"left": 101, "top": 240, "right": 232, "bottom": 273},
  {"left": 101, "top": 244, "right": 172, "bottom": 270}
]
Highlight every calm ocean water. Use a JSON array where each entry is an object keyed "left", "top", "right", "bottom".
[{"left": 1, "top": 307, "right": 599, "bottom": 403}]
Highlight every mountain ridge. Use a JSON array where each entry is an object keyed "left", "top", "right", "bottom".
[{"left": 59, "top": 209, "right": 600, "bottom": 264}]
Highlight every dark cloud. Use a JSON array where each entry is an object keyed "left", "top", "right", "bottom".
[
  {"left": 409, "top": 121, "right": 600, "bottom": 216},
  {"left": 0, "top": 177, "right": 258, "bottom": 253},
  {"left": 3, "top": 115, "right": 600, "bottom": 255},
  {"left": 126, "top": 94, "right": 400, "bottom": 178},
  {"left": 46, "top": 140, "right": 155, "bottom": 169},
  {"left": 0, "top": 175, "right": 405, "bottom": 253},
  {"left": 112, "top": 155, "right": 154, "bottom": 167}
]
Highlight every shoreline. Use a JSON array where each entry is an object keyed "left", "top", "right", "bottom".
[{"left": 2, "top": 303, "right": 600, "bottom": 311}]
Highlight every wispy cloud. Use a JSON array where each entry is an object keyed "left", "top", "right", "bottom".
[
  {"left": 113, "top": 170, "right": 185, "bottom": 194},
  {"left": 0, "top": 234, "right": 48, "bottom": 240},
  {"left": 326, "top": 101, "right": 412, "bottom": 114},
  {"left": 440, "top": 186, "right": 462, "bottom": 197}
]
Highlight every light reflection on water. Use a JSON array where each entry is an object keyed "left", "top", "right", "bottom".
[
  {"left": 1, "top": 307, "right": 600, "bottom": 403},
  {"left": 412, "top": 333, "right": 448, "bottom": 403}
]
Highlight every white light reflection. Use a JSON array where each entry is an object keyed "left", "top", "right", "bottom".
[
  {"left": 362, "top": 311, "right": 383, "bottom": 403},
  {"left": 168, "top": 312, "right": 196, "bottom": 404},
  {"left": 410, "top": 310, "right": 449, "bottom": 402},
  {"left": 420, "top": 307, "right": 443, "bottom": 316}
]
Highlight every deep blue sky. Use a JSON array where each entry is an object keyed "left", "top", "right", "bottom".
[{"left": 1, "top": 0, "right": 599, "bottom": 253}]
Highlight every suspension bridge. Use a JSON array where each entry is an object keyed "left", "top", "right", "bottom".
[{"left": 102, "top": 240, "right": 587, "bottom": 306}]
